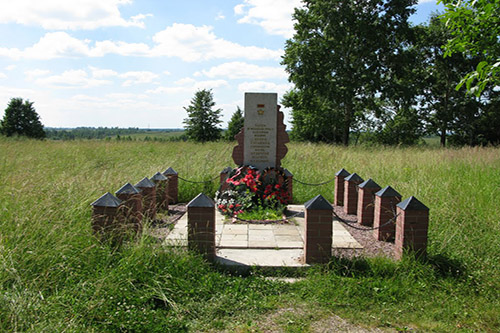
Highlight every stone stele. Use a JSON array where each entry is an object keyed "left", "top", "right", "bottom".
[{"left": 232, "top": 92, "right": 289, "bottom": 169}]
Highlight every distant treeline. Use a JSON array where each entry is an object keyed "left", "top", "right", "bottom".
[{"left": 45, "top": 127, "right": 187, "bottom": 141}]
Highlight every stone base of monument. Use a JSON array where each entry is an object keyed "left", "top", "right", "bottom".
[{"left": 164, "top": 204, "right": 362, "bottom": 271}]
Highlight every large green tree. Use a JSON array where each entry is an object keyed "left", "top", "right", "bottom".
[
  {"left": 0, "top": 98, "right": 46, "bottom": 139},
  {"left": 419, "top": 15, "right": 480, "bottom": 147},
  {"left": 224, "top": 106, "right": 244, "bottom": 141},
  {"left": 183, "top": 89, "right": 222, "bottom": 142},
  {"left": 439, "top": 0, "right": 500, "bottom": 96},
  {"left": 282, "top": 0, "right": 417, "bottom": 145}
]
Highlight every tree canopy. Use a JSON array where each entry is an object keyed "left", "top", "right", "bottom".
[
  {"left": 0, "top": 98, "right": 46, "bottom": 139},
  {"left": 282, "top": 0, "right": 417, "bottom": 145},
  {"left": 183, "top": 89, "right": 222, "bottom": 142},
  {"left": 439, "top": 0, "right": 500, "bottom": 96},
  {"left": 225, "top": 106, "right": 244, "bottom": 141}
]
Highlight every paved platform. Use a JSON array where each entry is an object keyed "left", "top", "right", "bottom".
[{"left": 164, "top": 204, "right": 361, "bottom": 268}]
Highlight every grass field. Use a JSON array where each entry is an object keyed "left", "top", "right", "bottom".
[{"left": 0, "top": 138, "right": 499, "bottom": 331}]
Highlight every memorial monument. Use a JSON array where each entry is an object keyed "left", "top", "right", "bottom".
[{"left": 232, "top": 92, "right": 289, "bottom": 169}]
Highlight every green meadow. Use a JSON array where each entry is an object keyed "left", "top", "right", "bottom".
[{"left": 1, "top": 137, "right": 499, "bottom": 331}]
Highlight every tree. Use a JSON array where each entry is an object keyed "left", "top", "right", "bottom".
[
  {"left": 183, "top": 89, "right": 222, "bottom": 142},
  {"left": 439, "top": 0, "right": 500, "bottom": 96},
  {"left": 0, "top": 98, "right": 46, "bottom": 139},
  {"left": 225, "top": 106, "right": 244, "bottom": 141},
  {"left": 418, "top": 15, "right": 480, "bottom": 147},
  {"left": 282, "top": 0, "right": 417, "bottom": 145}
]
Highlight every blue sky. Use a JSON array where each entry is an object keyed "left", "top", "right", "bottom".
[{"left": 0, "top": 0, "right": 442, "bottom": 129}]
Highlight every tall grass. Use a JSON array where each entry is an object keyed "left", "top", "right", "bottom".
[{"left": 0, "top": 137, "right": 499, "bottom": 331}]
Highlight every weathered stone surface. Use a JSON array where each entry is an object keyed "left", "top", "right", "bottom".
[
  {"left": 243, "top": 93, "right": 277, "bottom": 169},
  {"left": 232, "top": 92, "right": 289, "bottom": 169}
]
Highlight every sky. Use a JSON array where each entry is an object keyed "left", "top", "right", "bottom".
[{"left": 0, "top": 0, "right": 443, "bottom": 129}]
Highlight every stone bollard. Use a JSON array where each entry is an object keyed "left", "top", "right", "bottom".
[
  {"left": 373, "top": 186, "right": 402, "bottom": 241},
  {"left": 115, "top": 183, "right": 143, "bottom": 236},
  {"left": 163, "top": 167, "right": 178, "bottom": 204},
  {"left": 135, "top": 177, "right": 157, "bottom": 220},
  {"left": 283, "top": 168, "right": 293, "bottom": 203},
  {"left": 357, "top": 178, "right": 381, "bottom": 226},
  {"left": 304, "top": 195, "right": 333, "bottom": 264},
  {"left": 220, "top": 166, "right": 233, "bottom": 185},
  {"left": 343, "top": 173, "right": 364, "bottom": 215},
  {"left": 91, "top": 192, "right": 122, "bottom": 237},
  {"left": 187, "top": 193, "right": 216, "bottom": 261},
  {"left": 395, "top": 196, "right": 429, "bottom": 260},
  {"left": 151, "top": 172, "right": 169, "bottom": 211},
  {"left": 334, "top": 168, "right": 350, "bottom": 206}
]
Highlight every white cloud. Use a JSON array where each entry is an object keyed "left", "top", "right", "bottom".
[
  {"left": 198, "top": 61, "right": 287, "bottom": 79},
  {"left": 0, "top": 0, "right": 151, "bottom": 30},
  {"left": 234, "top": 0, "right": 302, "bottom": 38},
  {"left": 418, "top": 0, "right": 436, "bottom": 3},
  {"left": 0, "top": 72, "right": 7, "bottom": 79},
  {"left": 13, "top": 32, "right": 92, "bottom": 60},
  {"left": 215, "top": 12, "right": 226, "bottom": 20},
  {"left": 0, "top": 27, "right": 281, "bottom": 62},
  {"left": 91, "top": 40, "right": 151, "bottom": 57},
  {"left": 148, "top": 78, "right": 228, "bottom": 95},
  {"left": 89, "top": 66, "right": 118, "bottom": 78},
  {"left": 151, "top": 23, "right": 282, "bottom": 62},
  {"left": 119, "top": 71, "right": 159, "bottom": 86},
  {"left": 5, "top": 65, "right": 16, "bottom": 71},
  {"left": 25, "top": 69, "right": 51, "bottom": 81},
  {"left": 163, "top": 71, "right": 171, "bottom": 76},
  {"left": 238, "top": 80, "right": 293, "bottom": 95},
  {"left": 35, "top": 69, "right": 112, "bottom": 88}
]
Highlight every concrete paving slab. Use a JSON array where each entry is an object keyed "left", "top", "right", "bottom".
[
  {"left": 216, "top": 249, "right": 307, "bottom": 267},
  {"left": 248, "top": 224, "right": 273, "bottom": 230},
  {"left": 163, "top": 205, "right": 362, "bottom": 251},
  {"left": 275, "top": 235, "right": 303, "bottom": 242}
]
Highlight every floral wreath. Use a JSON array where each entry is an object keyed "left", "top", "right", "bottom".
[{"left": 215, "top": 165, "right": 290, "bottom": 217}]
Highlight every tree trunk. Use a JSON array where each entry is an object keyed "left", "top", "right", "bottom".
[
  {"left": 440, "top": 127, "right": 446, "bottom": 147},
  {"left": 342, "top": 103, "right": 352, "bottom": 146}
]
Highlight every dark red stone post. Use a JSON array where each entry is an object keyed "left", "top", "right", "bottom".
[
  {"left": 357, "top": 178, "right": 381, "bottom": 226},
  {"left": 304, "top": 195, "right": 333, "bottom": 264},
  {"left": 373, "top": 186, "right": 402, "bottom": 241},
  {"left": 91, "top": 192, "right": 122, "bottom": 237},
  {"left": 151, "top": 172, "right": 169, "bottom": 211},
  {"left": 220, "top": 166, "right": 232, "bottom": 185},
  {"left": 395, "top": 196, "right": 429, "bottom": 260},
  {"left": 163, "top": 167, "right": 178, "bottom": 204},
  {"left": 343, "top": 173, "right": 364, "bottom": 215},
  {"left": 135, "top": 177, "right": 157, "bottom": 220},
  {"left": 115, "top": 183, "right": 143, "bottom": 236},
  {"left": 283, "top": 168, "right": 293, "bottom": 203},
  {"left": 187, "top": 193, "right": 216, "bottom": 261},
  {"left": 334, "top": 168, "right": 350, "bottom": 206}
]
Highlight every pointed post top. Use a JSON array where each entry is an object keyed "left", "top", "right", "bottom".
[
  {"left": 163, "top": 167, "right": 178, "bottom": 176},
  {"left": 135, "top": 177, "right": 156, "bottom": 188},
  {"left": 375, "top": 186, "right": 402, "bottom": 198},
  {"left": 397, "top": 196, "right": 429, "bottom": 211},
  {"left": 344, "top": 172, "right": 363, "bottom": 183},
  {"left": 220, "top": 166, "right": 233, "bottom": 174},
  {"left": 115, "top": 183, "right": 140, "bottom": 195},
  {"left": 358, "top": 178, "right": 381, "bottom": 189},
  {"left": 151, "top": 172, "right": 168, "bottom": 181},
  {"left": 91, "top": 192, "right": 122, "bottom": 207},
  {"left": 187, "top": 193, "right": 215, "bottom": 208},
  {"left": 335, "top": 168, "right": 350, "bottom": 177},
  {"left": 304, "top": 194, "right": 333, "bottom": 210}
]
